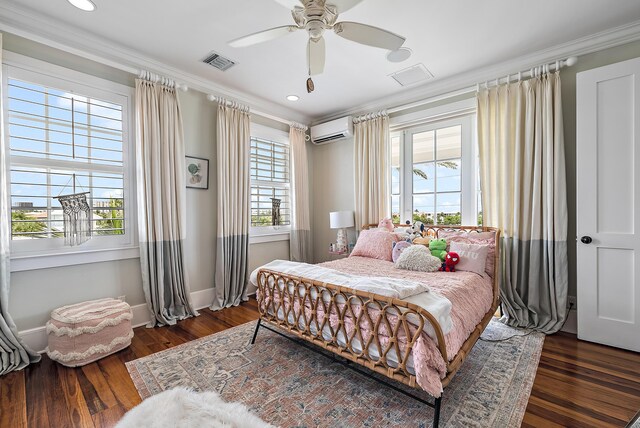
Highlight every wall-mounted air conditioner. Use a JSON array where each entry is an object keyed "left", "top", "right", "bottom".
[{"left": 310, "top": 116, "right": 353, "bottom": 145}]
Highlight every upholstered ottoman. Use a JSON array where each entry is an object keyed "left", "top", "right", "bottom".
[{"left": 46, "top": 298, "right": 133, "bottom": 367}]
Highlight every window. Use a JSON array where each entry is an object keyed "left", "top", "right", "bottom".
[
  {"left": 391, "top": 114, "right": 478, "bottom": 226},
  {"left": 3, "top": 55, "right": 136, "bottom": 269},
  {"left": 249, "top": 124, "right": 290, "bottom": 236}
]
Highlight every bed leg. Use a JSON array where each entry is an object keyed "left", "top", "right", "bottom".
[
  {"left": 432, "top": 395, "right": 442, "bottom": 428},
  {"left": 250, "top": 318, "right": 261, "bottom": 345}
]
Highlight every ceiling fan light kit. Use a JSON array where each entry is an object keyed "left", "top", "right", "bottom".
[
  {"left": 229, "top": 0, "right": 406, "bottom": 91},
  {"left": 387, "top": 47, "right": 412, "bottom": 63}
]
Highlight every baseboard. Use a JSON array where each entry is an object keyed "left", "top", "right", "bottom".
[
  {"left": 19, "top": 287, "right": 219, "bottom": 353},
  {"left": 561, "top": 308, "right": 577, "bottom": 334}
]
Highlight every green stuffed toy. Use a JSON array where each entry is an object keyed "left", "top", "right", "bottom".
[{"left": 429, "top": 238, "right": 448, "bottom": 261}]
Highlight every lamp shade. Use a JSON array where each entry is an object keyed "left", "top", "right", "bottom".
[{"left": 329, "top": 211, "right": 354, "bottom": 229}]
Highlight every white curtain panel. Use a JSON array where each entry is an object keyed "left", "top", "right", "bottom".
[
  {"left": 211, "top": 99, "right": 251, "bottom": 310},
  {"left": 289, "top": 123, "right": 311, "bottom": 262},
  {"left": 477, "top": 71, "right": 568, "bottom": 333},
  {"left": 135, "top": 79, "right": 198, "bottom": 327},
  {"left": 0, "top": 33, "right": 41, "bottom": 374},
  {"left": 353, "top": 112, "right": 390, "bottom": 230}
]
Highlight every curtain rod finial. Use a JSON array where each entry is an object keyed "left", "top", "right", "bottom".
[
  {"left": 206, "top": 94, "right": 216, "bottom": 102},
  {"left": 565, "top": 56, "right": 578, "bottom": 67}
]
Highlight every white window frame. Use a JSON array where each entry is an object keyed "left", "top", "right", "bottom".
[
  {"left": 3, "top": 52, "right": 138, "bottom": 272},
  {"left": 390, "top": 99, "right": 478, "bottom": 226},
  {"left": 249, "top": 122, "right": 291, "bottom": 243}
]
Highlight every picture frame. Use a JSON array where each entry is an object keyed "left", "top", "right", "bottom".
[{"left": 185, "top": 156, "right": 209, "bottom": 190}]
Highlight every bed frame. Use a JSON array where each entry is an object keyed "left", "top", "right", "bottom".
[{"left": 252, "top": 225, "right": 501, "bottom": 428}]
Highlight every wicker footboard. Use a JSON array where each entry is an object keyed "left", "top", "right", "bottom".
[
  {"left": 254, "top": 225, "right": 500, "bottom": 425},
  {"left": 255, "top": 269, "right": 449, "bottom": 388}
]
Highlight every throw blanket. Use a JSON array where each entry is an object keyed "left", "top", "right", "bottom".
[{"left": 249, "top": 260, "right": 452, "bottom": 335}]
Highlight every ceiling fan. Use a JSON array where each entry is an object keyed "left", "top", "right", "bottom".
[{"left": 228, "top": 0, "right": 406, "bottom": 91}]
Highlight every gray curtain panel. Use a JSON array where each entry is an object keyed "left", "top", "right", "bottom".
[
  {"left": 477, "top": 71, "right": 569, "bottom": 333},
  {"left": 135, "top": 79, "right": 198, "bottom": 327},
  {"left": 0, "top": 33, "right": 41, "bottom": 374},
  {"left": 289, "top": 124, "right": 311, "bottom": 262},
  {"left": 211, "top": 99, "right": 251, "bottom": 310}
]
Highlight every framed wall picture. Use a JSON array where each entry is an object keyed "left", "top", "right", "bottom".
[{"left": 185, "top": 156, "right": 209, "bottom": 190}]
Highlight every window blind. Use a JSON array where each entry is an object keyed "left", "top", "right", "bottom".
[
  {"left": 8, "top": 78, "right": 126, "bottom": 240},
  {"left": 250, "top": 136, "right": 290, "bottom": 227}
]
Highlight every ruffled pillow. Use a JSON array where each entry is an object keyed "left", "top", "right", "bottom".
[
  {"left": 439, "top": 230, "right": 496, "bottom": 277},
  {"left": 350, "top": 229, "right": 399, "bottom": 261},
  {"left": 449, "top": 241, "right": 489, "bottom": 276}
]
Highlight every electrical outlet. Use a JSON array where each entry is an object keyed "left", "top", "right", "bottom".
[
  {"left": 118, "top": 295, "right": 126, "bottom": 302},
  {"left": 567, "top": 296, "right": 577, "bottom": 308}
]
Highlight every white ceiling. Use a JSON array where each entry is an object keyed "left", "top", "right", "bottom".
[{"left": 2, "top": 0, "right": 640, "bottom": 121}]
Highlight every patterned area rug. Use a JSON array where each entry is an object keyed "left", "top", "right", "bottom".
[{"left": 126, "top": 319, "right": 544, "bottom": 428}]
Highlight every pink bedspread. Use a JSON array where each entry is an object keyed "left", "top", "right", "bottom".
[{"left": 319, "top": 256, "right": 494, "bottom": 396}]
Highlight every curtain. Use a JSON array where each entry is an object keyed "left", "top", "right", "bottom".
[
  {"left": 353, "top": 112, "right": 390, "bottom": 230},
  {"left": 211, "top": 99, "right": 251, "bottom": 310},
  {"left": 0, "top": 33, "right": 41, "bottom": 374},
  {"left": 135, "top": 79, "right": 198, "bottom": 327},
  {"left": 477, "top": 71, "right": 568, "bottom": 333},
  {"left": 289, "top": 123, "right": 311, "bottom": 262}
]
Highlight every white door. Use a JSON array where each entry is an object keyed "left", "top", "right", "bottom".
[{"left": 576, "top": 57, "right": 640, "bottom": 352}]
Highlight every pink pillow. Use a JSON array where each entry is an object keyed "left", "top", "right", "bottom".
[
  {"left": 350, "top": 229, "right": 398, "bottom": 261},
  {"left": 377, "top": 218, "right": 394, "bottom": 233},
  {"left": 439, "top": 230, "right": 496, "bottom": 277},
  {"left": 450, "top": 241, "right": 489, "bottom": 276}
]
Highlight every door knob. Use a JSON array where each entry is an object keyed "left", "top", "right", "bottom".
[{"left": 581, "top": 236, "right": 593, "bottom": 244}]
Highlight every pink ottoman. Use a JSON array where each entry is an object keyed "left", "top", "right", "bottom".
[{"left": 46, "top": 298, "right": 133, "bottom": 367}]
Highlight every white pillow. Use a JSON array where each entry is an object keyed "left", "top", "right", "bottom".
[
  {"left": 449, "top": 241, "right": 489, "bottom": 276},
  {"left": 395, "top": 245, "right": 441, "bottom": 272}
]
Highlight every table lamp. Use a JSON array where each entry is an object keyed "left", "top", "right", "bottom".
[{"left": 330, "top": 211, "right": 354, "bottom": 253}]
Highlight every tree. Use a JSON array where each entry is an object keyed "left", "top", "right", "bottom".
[
  {"left": 95, "top": 198, "right": 124, "bottom": 235},
  {"left": 11, "top": 211, "right": 48, "bottom": 238}
]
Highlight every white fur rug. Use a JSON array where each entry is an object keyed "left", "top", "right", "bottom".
[{"left": 116, "top": 387, "right": 274, "bottom": 428}]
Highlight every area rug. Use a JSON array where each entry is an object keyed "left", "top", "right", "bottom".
[{"left": 126, "top": 319, "right": 544, "bottom": 428}]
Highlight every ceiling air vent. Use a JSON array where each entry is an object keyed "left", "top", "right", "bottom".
[
  {"left": 389, "top": 64, "right": 434, "bottom": 87},
  {"left": 202, "top": 52, "right": 236, "bottom": 71}
]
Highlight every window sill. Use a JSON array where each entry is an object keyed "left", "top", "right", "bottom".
[
  {"left": 249, "top": 232, "right": 290, "bottom": 245},
  {"left": 10, "top": 246, "right": 140, "bottom": 272}
]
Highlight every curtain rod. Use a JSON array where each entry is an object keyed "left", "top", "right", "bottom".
[
  {"left": 386, "top": 56, "right": 578, "bottom": 114},
  {"left": 137, "top": 70, "right": 189, "bottom": 92},
  {"left": 206, "top": 94, "right": 297, "bottom": 127}
]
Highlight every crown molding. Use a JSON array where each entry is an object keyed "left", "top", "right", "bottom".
[
  {"left": 312, "top": 19, "right": 640, "bottom": 124},
  {"left": 0, "top": 2, "right": 311, "bottom": 125}
]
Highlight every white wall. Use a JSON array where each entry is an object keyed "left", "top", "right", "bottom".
[{"left": 5, "top": 33, "right": 291, "bottom": 331}]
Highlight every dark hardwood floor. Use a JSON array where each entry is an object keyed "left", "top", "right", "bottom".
[{"left": 1, "top": 298, "right": 639, "bottom": 427}]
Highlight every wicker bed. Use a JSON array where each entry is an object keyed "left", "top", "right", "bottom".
[{"left": 252, "top": 225, "right": 501, "bottom": 428}]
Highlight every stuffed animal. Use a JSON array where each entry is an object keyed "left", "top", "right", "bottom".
[
  {"left": 440, "top": 251, "right": 461, "bottom": 272},
  {"left": 392, "top": 241, "right": 412, "bottom": 263},
  {"left": 378, "top": 217, "right": 394, "bottom": 233},
  {"left": 412, "top": 236, "right": 431, "bottom": 248},
  {"left": 407, "top": 221, "right": 425, "bottom": 241},
  {"left": 429, "top": 238, "right": 448, "bottom": 260}
]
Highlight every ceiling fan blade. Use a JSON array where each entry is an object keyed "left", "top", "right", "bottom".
[
  {"left": 229, "top": 26, "right": 299, "bottom": 48},
  {"left": 327, "top": 0, "right": 364, "bottom": 13},
  {"left": 307, "top": 37, "right": 326, "bottom": 76},
  {"left": 333, "top": 21, "right": 405, "bottom": 50},
  {"left": 272, "top": 0, "right": 304, "bottom": 9}
]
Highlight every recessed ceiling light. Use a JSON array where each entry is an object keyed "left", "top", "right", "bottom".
[
  {"left": 387, "top": 47, "right": 412, "bottom": 63},
  {"left": 286, "top": 95, "right": 299, "bottom": 101},
  {"left": 67, "top": 0, "right": 96, "bottom": 11}
]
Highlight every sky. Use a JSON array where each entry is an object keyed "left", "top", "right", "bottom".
[{"left": 8, "top": 78, "right": 125, "bottom": 214}]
